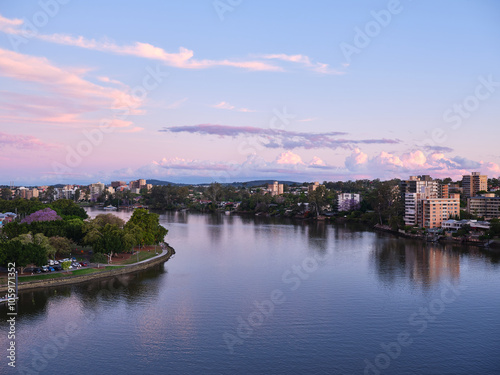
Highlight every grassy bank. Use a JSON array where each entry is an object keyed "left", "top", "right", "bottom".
[
  {"left": 16, "top": 266, "right": 124, "bottom": 282},
  {"left": 121, "top": 251, "right": 157, "bottom": 264}
]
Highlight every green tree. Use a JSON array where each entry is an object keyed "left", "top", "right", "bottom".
[
  {"left": 1, "top": 187, "right": 12, "bottom": 200},
  {"left": 0, "top": 240, "right": 47, "bottom": 273},
  {"left": 91, "top": 252, "right": 107, "bottom": 264},
  {"left": 50, "top": 199, "right": 88, "bottom": 219},
  {"left": 206, "top": 182, "right": 223, "bottom": 203},
  {"left": 308, "top": 186, "right": 327, "bottom": 217},
  {"left": 12, "top": 232, "right": 56, "bottom": 261},
  {"left": 366, "top": 180, "right": 402, "bottom": 227},
  {"left": 49, "top": 236, "right": 73, "bottom": 257},
  {"left": 74, "top": 188, "right": 81, "bottom": 202},
  {"left": 43, "top": 186, "right": 56, "bottom": 202},
  {"left": 126, "top": 209, "right": 168, "bottom": 245}
]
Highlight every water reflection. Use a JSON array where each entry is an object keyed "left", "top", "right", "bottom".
[
  {"left": 373, "top": 238, "right": 466, "bottom": 288},
  {"left": 307, "top": 221, "right": 329, "bottom": 254},
  {"left": 0, "top": 264, "right": 168, "bottom": 324},
  {"left": 2, "top": 210, "right": 499, "bottom": 375}
]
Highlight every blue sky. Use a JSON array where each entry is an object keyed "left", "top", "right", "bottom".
[{"left": 0, "top": 0, "right": 499, "bottom": 185}]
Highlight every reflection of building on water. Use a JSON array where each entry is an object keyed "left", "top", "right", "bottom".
[
  {"left": 375, "top": 240, "right": 460, "bottom": 287},
  {"left": 406, "top": 245, "right": 460, "bottom": 287}
]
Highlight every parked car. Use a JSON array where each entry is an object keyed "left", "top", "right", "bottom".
[
  {"left": 54, "top": 260, "right": 59, "bottom": 265},
  {"left": 48, "top": 267, "right": 55, "bottom": 272},
  {"left": 72, "top": 262, "right": 81, "bottom": 268},
  {"left": 33, "top": 267, "right": 41, "bottom": 274},
  {"left": 41, "top": 266, "right": 48, "bottom": 273},
  {"left": 48, "top": 260, "right": 54, "bottom": 266},
  {"left": 80, "top": 262, "right": 88, "bottom": 267},
  {"left": 53, "top": 265, "right": 62, "bottom": 271}
]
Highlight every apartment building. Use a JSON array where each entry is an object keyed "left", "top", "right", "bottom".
[
  {"left": 267, "top": 181, "right": 284, "bottom": 196},
  {"left": 401, "top": 175, "right": 441, "bottom": 226},
  {"left": 462, "top": 172, "right": 487, "bottom": 198},
  {"left": 18, "top": 187, "right": 39, "bottom": 199},
  {"left": 308, "top": 182, "right": 321, "bottom": 193},
  {"left": 400, "top": 175, "right": 439, "bottom": 198},
  {"left": 90, "top": 182, "right": 105, "bottom": 195},
  {"left": 129, "top": 179, "right": 148, "bottom": 190},
  {"left": 420, "top": 193, "right": 460, "bottom": 229},
  {"left": 467, "top": 195, "right": 500, "bottom": 219},
  {"left": 438, "top": 184, "right": 449, "bottom": 199}
]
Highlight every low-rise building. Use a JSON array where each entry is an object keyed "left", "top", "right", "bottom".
[
  {"left": 111, "top": 181, "right": 126, "bottom": 188},
  {"left": 442, "top": 219, "right": 490, "bottom": 231},
  {"left": 467, "top": 196, "right": 500, "bottom": 219}
]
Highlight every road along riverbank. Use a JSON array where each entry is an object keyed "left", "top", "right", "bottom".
[{"left": 0, "top": 245, "right": 175, "bottom": 293}]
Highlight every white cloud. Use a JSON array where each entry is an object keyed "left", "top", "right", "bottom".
[{"left": 211, "top": 101, "right": 256, "bottom": 112}]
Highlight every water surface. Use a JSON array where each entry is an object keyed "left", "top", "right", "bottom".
[{"left": 1, "top": 209, "right": 499, "bottom": 374}]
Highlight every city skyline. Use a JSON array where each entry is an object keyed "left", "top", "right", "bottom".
[{"left": 0, "top": 0, "right": 499, "bottom": 185}]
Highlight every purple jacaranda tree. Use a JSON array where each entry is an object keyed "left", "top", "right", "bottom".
[{"left": 21, "top": 208, "right": 62, "bottom": 224}]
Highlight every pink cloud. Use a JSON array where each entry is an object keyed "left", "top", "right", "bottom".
[
  {"left": 260, "top": 53, "right": 344, "bottom": 75},
  {"left": 0, "top": 13, "right": 343, "bottom": 74},
  {"left": 0, "top": 48, "right": 143, "bottom": 131},
  {"left": 276, "top": 151, "right": 304, "bottom": 165},
  {"left": 0, "top": 14, "right": 22, "bottom": 34},
  {"left": 401, "top": 150, "right": 426, "bottom": 167},
  {"left": 0, "top": 131, "right": 55, "bottom": 150},
  {"left": 481, "top": 161, "right": 500, "bottom": 174},
  {"left": 167, "top": 97, "right": 188, "bottom": 109},
  {"left": 0, "top": 13, "right": 280, "bottom": 72},
  {"left": 211, "top": 101, "right": 256, "bottom": 112},
  {"left": 212, "top": 101, "right": 235, "bottom": 110},
  {"left": 118, "top": 126, "right": 144, "bottom": 133},
  {"left": 378, "top": 151, "right": 404, "bottom": 167},
  {"left": 310, "top": 156, "right": 326, "bottom": 166},
  {"left": 343, "top": 148, "right": 500, "bottom": 180}
]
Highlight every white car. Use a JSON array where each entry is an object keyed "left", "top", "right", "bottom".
[{"left": 49, "top": 260, "right": 54, "bottom": 266}]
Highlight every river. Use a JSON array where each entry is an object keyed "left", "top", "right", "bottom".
[{"left": 1, "top": 208, "right": 499, "bottom": 374}]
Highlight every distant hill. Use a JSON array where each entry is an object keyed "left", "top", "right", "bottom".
[
  {"left": 226, "top": 180, "right": 300, "bottom": 187},
  {"left": 146, "top": 179, "right": 186, "bottom": 186},
  {"left": 146, "top": 179, "right": 301, "bottom": 187}
]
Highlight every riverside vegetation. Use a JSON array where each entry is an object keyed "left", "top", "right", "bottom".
[{"left": 0, "top": 198, "right": 168, "bottom": 274}]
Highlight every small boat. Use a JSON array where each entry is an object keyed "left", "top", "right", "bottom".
[{"left": 103, "top": 205, "right": 117, "bottom": 210}]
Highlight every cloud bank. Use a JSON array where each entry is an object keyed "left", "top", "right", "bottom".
[{"left": 160, "top": 124, "right": 399, "bottom": 150}]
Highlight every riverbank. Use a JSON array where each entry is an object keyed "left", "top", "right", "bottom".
[
  {"left": 0, "top": 245, "right": 175, "bottom": 293},
  {"left": 373, "top": 224, "right": 500, "bottom": 249}
]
